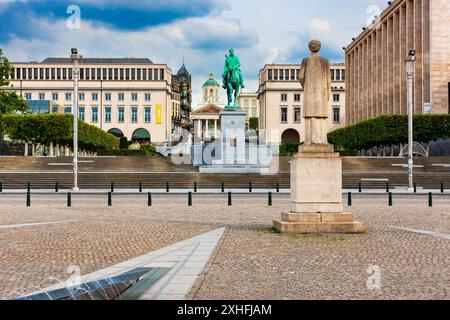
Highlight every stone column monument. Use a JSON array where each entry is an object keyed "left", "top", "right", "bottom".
[{"left": 273, "top": 40, "right": 365, "bottom": 234}]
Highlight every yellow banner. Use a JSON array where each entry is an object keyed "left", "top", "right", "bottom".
[{"left": 156, "top": 104, "right": 162, "bottom": 124}]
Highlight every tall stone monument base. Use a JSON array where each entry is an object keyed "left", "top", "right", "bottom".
[{"left": 273, "top": 144, "right": 365, "bottom": 234}]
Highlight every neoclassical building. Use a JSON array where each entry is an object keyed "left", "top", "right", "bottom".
[
  {"left": 3, "top": 57, "right": 175, "bottom": 144},
  {"left": 258, "top": 63, "right": 346, "bottom": 144},
  {"left": 191, "top": 73, "right": 224, "bottom": 142},
  {"left": 345, "top": 0, "right": 450, "bottom": 125}
]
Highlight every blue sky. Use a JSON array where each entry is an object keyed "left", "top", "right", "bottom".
[{"left": 0, "top": 0, "right": 387, "bottom": 105}]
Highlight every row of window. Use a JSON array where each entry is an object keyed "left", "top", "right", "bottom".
[
  {"left": 279, "top": 93, "right": 341, "bottom": 102},
  {"left": 24, "top": 92, "right": 152, "bottom": 102},
  {"left": 9, "top": 67, "right": 165, "bottom": 81},
  {"left": 267, "top": 68, "right": 345, "bottom": 81},
  {"left": 279, "top": 106, "right": 341, "bottom": 124},
  {"left": 64, "top": 106, "right": 153, "bottom": 124}
]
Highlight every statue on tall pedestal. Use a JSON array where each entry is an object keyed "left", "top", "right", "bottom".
[
  {"left": 273, "top": 40, "right": 365, "bottom": 234},
  {"left": 300, "top": 40, "right": 331, "bottom": 145},
  {"left": 222, "top": 49, "right": 245, "bottom": 109}
]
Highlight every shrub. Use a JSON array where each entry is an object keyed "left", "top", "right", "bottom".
[
  {"left": 249, "top": 117, "right": 259, "bottom": 131},
  {"left": 119, "top": 137, "right": 129, "bottom": 149},
  {"left": 128, "top": 142, "right": 141, "bottom": 151},
  {"left": 1, "top": 114, "right": 119, "bottom": 152},
  {"left": 279, "top": 142, "right": 303, "bottom": 156},
  {"left": 328, "top": 114, "right": 450, "bottom": 151}
]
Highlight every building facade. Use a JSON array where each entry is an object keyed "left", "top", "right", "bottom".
[
  {"left": 171, "top": 63, "right": 192, "bottom": 132},
  {"left": 238, "top": 92, "right": 260, "bottom": 129},
  {"left": 3, "top": 57, "right": 174, "bottom": 144},
  {"left": 258, "top": 63, "right": 346, "bottom": 144},
  {"left": 345, "top": 0, "right": 450, "bottom": 125},
  {"left": 191, "top": 73, "right": 224, "bottom": 142}
]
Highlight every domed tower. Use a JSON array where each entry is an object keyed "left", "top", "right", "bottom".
[{"left": 202, "top": 73, "right": 221, "bottom": 105}]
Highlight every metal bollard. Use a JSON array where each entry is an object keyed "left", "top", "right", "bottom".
[
  {"left": 276, "top": 182, "right": 280, "bottom": 193},
  {"left": 441, "top": 183, "right": 444, "bottom": 194},
  {"left": 386, "top": 183, "right": 390, "bottom": 193},
  {"left": 268, "top": 192, "right": 272, "bottom": 206},
  {"left": 188, "top": 192, "right": 192, "bottom": 206},
  {"left": 26, "top": 192, "right": 31, "bottom": 207},
  {"left": 0, "top": 181, "right": 2, "bottom": 193},
  {"left": 249, "top": 182, "right": 252, "bottom": 193},
  {"left": 108, "top": 192, "right": 112, "bottom": 206},
  {"left": 27, "top": 182, "right": 31, "bottom": 192},
  {"left": 228, "top": 192, "right": 232, "bottom": 206},
  {"left": 55, "top": 182, "right": 59, "bottom": 193},
  {"left": 348, "top": 192, "right": 352, "bottom": 206},
  {"left": 194, "top": 182, "right": 197, "bottom": 193},
  {"left": 67, "top": 192, "right": 72, "bottom": 207},
  {"left": 148, "top": 192, "right": 152, "bottom": 207},
  {"left": 429, "top": 193, "right": 433, "bottom": 207},
  {"left": 358, "top": 182, "right": 362, "bottom": 193},
  {"left": 166, "top": 182, "right": 170, "bottom": 193},
  {"left": 139, "top": 182, "right": 142, "bottom": 193},
  {"left": 110, "top": 182, "right": 114, "bottom": 193},
  {"left": 414, "top": 183, "right": 417, "bottom": 193},
  {"left": 388, "top": 192, "right": 393, "bottom": 207},
  {"left": 221, "top": 182, "right": 225, "bottom": 193}
]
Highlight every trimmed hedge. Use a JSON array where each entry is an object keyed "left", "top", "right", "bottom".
[
  {"left": 0, "top": 114, "right": 119, "bottom": 151},
  {"left": 249, "top": 117, "right": 259, "bottom": 131},
  {"left": 279, "top": 142, "right": 303, "bottom": 156},
  {"left": 328, "top": 114, "right": 450, "bottom": 151}
]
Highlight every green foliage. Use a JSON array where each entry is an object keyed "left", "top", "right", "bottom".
[
  {"left": 1, "top": 114, "right": 119, "bottom": 151},
  {"left": 0, "top": 48, "right": 30, "bottom": 115},
  {"left": 328, "top": 114, "right": 450, "bottom": 151},
  {"left": 279, "top": 142, "right": 303, "bottom": 156},
  {"left": 119, "top": 137, "right": 129, "bottom": 149},
  {"left": 248, "top": 117, "right": 259, "bottom": 131}
]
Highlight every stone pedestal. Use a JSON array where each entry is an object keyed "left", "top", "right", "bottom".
[
  {"left": 273, "top": 144, "right": 365, "bottom": 234},
  {"left": 215, "top": 110, "right": 247, "bottom": 165}
]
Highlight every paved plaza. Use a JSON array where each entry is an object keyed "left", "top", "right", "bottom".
[{"left": 0, "top": 193, "right": 449, "bottom": 300}]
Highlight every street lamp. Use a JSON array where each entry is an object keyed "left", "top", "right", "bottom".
[
  {"left": 405, "top": 49, "right": 415, "bottom": 192},
  {"left": 70, "top": 48, "right": 82, "bottom": 192}
]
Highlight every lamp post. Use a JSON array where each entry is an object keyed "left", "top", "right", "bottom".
[
  {"left": 70, "top": 48, "right": 82, "bottom": 192},
  {"left": 406, "top": 49, "right": 415, "bottom": 192}
]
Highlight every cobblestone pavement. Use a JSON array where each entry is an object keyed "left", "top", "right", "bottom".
[{"left": 0, "top": 193, "right": 449, "bottom": 300}]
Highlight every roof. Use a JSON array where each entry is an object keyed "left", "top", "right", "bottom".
[
  {"left": 191, "top": 104, "right": 223, "bottom": 115},
  {"left": 40, "top": 58, "right": 153, "bottom": 65},
  {"left": 203, "top": 73, "right": 220, "bottom": 87},
  {"left": 176, "top": 63, "right": 190, "bottom": 76}
]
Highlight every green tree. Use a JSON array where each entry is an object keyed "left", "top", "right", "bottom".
[{"left": 0, "top": 48, "right": 29, "bottom": 115}]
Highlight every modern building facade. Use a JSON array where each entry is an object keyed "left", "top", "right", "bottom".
[
  {"left": 345, "top": 0, "right": 450, "bottom": 125},
  {"left": 3, "top": 57, "right": 174, "bottom": 144},
  {"left": 238, "top": 92, "right": 260, "bottom": 129},
  {"left": 258, "top": 63, "right": 346, "bottom": 144}
]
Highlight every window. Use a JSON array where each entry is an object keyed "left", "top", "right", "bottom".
[
  {"left": 91, "top": 107, "right": 98, "bottom": 123},
  {"left": 279, "top": 69, "right": 284, "bottom": 81},
  {"left": 131, "top": 69, "right": 135, "bottom": 80},
  {"left": 333, "top": 107, "right": 340, "bottom": 123},
  {"left": 336, "top": 69, "right": 341, "bottom": 81},
  {"left": 281, "top": 94, "right": 287, "bottom": 102},
  {"left": 144, "top": 93, "right": 151, "bottom": 101},
  {"left": 333, "top": 94, "right": 340, "bottom": 102},
  {"left": 78, "top": 107, "right": 85, "bottom": 121},
  {"left": 291, "top": 69, "right": 295, "bottom": 81},
  {"left": 62, "top": 68, "right": 67, "bottom": 80},
  {"left": 268, "top": 69, "right": 272, "bottom": 81},
  {"left": 91, "top": 68, "right": 95, "bottom": 80},
  {"left": 104, "top": 68, "right": 108, "bottom": 80},
  {"left": 97, "top": 69, "right": 102, "bottom": 80},
  {"left": 92, "top": 93, "right": 98, "bottom": 101},
  {"left": 80, "top": 68, "right": 84, "bottom": 80},
  {"left": 342, "top": 70, "right": 345, "bottom": 80},
  {"left": 28, "top": 68, "right": 32, "bottom": 80},
  {"left": 34, "top": 68, "right": 38, "bottom": 79},
  {"left": 51, "top": 68, "right": 55, "bottom": 79},
  {"left": 64, "top": 107, "right": 72, "bottom": 114},
  {"left": 144, "top": 107, "right": 151, "bottom": 123},
  {"left": 160, "top": 69, "right": 165, "bottom": 80},
  {"left": 57, "top": 68, "right": 61, "bottom": 79},
  {"left": 24, "top": 93, "right": 32, "bottom": 100},
  {"left": 294, "top": 94, "right": 301, "bottom": 102},
  {"left": 68, "top": 68, "right": 73, "bottom": 79},
  {"left": 280, "top": 107, "right": 288, "bottom": 123},
  {"left": 85, "top": 68, "right": 90, "bottom": 80},
  {"left": 105, "top": 93, "right": 112, "bottom": 101},
  {"left": 331, "top": 69, "right": 335, "bottom": 81},
  {"left": 154, "top": 69, "right": 158, "bottom": 81},
  {"left": 45, "top": 68, "right": 49, "bottom": 79},
  {"left": 126, "top": 68, "right": 130, "bottom": 80},
  {"left": 143, "top": 69, "right": 147, "bottom": 80},
  {"left": 294, "top": 107, "right": 301, "bottom": 123},
  {"left": 137, "top": 69, "right": 141, "bottom": 80},
  {"left": 39, "top": 93, "right": 45, "bottom": 100},
  {"left": 119, "top": 68, "right": 124, "bottom": 80},
  {"left": 131, "top": 107, "right": 138, "bottom": 123},
  {"left": 79, "top": 93, "right": 85, "bottom": 101},
  {"left": 52, "top": 93, "right": 59, "bottom": 101},
  {"left": 118, "top": 93, "right": 125, "bottom": 101},
  {"left": 105, "top": 107, "right": 112, "bottom": 123},
  {"left": 251, "top": 108, "right": 257, "bottom": 118},
  {"left": 65, "top": 93, "right": 72, "bottom": 101},
  {"left": 118, "top": 107, "right": 125, "bottom": 123},
  {"left": 39, "top": 68, "right": 44, "bottom": 79},
  {"left": 131, "top": 93, "right": 138, "bottom": 101},
  {"left": 114, "top": 69, "right": 118, "bottom": 80}
]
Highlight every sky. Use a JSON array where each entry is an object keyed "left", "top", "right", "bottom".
[{"left": 0, "top": 0, "right": 388, "bottom": 106}]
